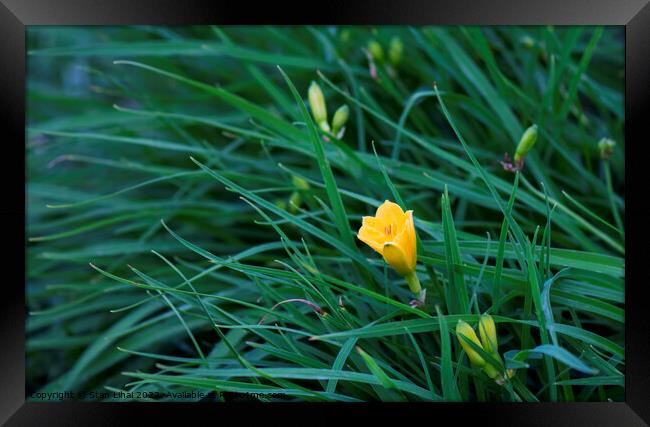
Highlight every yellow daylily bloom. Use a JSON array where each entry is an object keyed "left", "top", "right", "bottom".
[
  {"left": 357, "top": 200, "right": 421, "bottom": 295},
  {"left": 456, "top": 320, "right": 486, "bottom": 368},
  {"left": 478, "top": 314, "right": 498, "bottom": 355}
]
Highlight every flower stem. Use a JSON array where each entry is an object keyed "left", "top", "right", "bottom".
[
  {"left": 405, "top": 272, "right": 421, "bottom": 295},
  {"left": 483, "top": 363, "right": 500, "bottom": 380}
]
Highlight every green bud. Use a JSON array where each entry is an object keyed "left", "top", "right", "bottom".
[
  {"left": 288, "top": 176, "right": 309, "bottom": 212},
  {"left": 367, "top": 40, "right": 384, "bottom": 62},
  {"left": 275, "top": 200, "right": 287, "bottom": 211},
  {"left": 598, "top": 137, "right": 616, "bottom": 159},
  {"left": 331, "top": 105, "right": 350, "bottom": 136},
  {"left": 292, "top": 175, "right": 310, "bottom": 190},
  {"left": 339, "top": 29, "right": 351, "bottom": 43},
  {"left": 478, "top": 315, "right": 498, "bottom": 355},
  {"left": 520, "top": 35, "right": 535, "bottom": 49},
  {"left": 308, "top": 81, "right": 328, "bottom": 126},
  {"left": 388, "top": 36, "right": 403, "bottom": 66},
  {"left": 514, "top": 124, "right": 538, "bottom": 162},
  {"left": 318, "top": 120, "right": 331, "bottom": 133},
  {"left": 288, "top": 191, "right": 302, "bottom": 213}
]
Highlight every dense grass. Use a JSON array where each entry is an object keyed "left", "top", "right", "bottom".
[{"left": 26, "top": 25, "right": 624, "bottom": 402}]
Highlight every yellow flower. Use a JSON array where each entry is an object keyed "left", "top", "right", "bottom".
[{"left": 357, "top": 200, "right": 421, "bottom": 295}]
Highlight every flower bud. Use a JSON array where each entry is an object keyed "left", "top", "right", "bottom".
[
  {"left": 483, "top": 363, "right": 500, "bottom": 379},
  {"left": 388, "top": 36, "right": 403, "bottom": 66},
  {"left": 308, "top": 81, "right": 328, "bottom": 128},
  {"left": 520, "top": 35, "right": 535, "bottom": 49},
  {"left": 598, "top": 137, "right": 616, "bottom": 159},
  {"left": 319, "top": 122, "right": 331, "bottom": 135},
  {"left": 367, "top": 40, "right": 384, "bottom": 62},
  {"left": 456, "top": 320, "right": 485, "bottom": 367},
  {"left": 478, "top": 315, "right": 498, "bottom": 355},
  {"left": 331, "top": 105, "right": 349, "bottom": 136},
  {"left": 288, "top": 192, "right": 302, "bottom": 213},
  {"left": 292, "top": 175, "right": 310, "bottom": 190},
  {"left": 514, "top": 124, "right": 538, "bottom": 162}
]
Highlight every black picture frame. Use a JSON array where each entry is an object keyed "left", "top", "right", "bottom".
[{"left": 3, "top": 0, "right": 649, "bottom": 424}]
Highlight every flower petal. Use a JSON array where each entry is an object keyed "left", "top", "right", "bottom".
[
  {"left": 404, "top": 210, "right": 416, "bottom": 260},
  {"left": 382, "top": 242, "right": 413, "bottom": 276},
  {"left": 357, "top": 226, "right": 385, "bottom": 255},
  {"left": 375, "top": 200, "right": 406, "bottom": 229},
  {"left": 362, "top": 215, "right": 385, "bottom": 232},
  {"left": 390, "top": 226, "right": 416, "bottom": 272}
]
